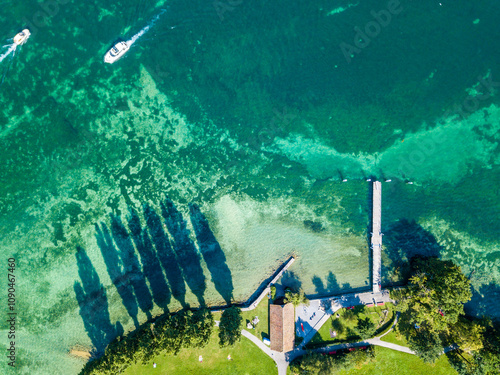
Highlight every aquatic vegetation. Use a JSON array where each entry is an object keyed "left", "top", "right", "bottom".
[{"left": 0, "top": 1, "right": 498, "bottom": 374}]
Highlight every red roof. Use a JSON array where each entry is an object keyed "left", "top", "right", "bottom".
[{"left": 270, "top": 304, "right": 295, "bottom": 352}]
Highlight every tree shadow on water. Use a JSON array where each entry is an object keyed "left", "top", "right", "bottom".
[
  {"left": 161, "top": 198, "right": 206, "bottom": 306},
  {"left": 281, "top": 271, "right": 302, "bottom": 291},
  {"left": 312, "top": 272, "right": 340, "bottom": 295},
  {"left": 110, "top": 214, "right": 154, "bottom": 320},
  {"left": 127, "top": 207, "right": 171, "bottom": 312},
  {"left": 312, "top": 272, "right": 353, "bottom": 298},
  {"left": 143, "top": 204, "right": 187, "bottom": 308},
  {"left": 466, "top": 282, "right": 500, "bottom": 319},
  {"left": 383, "top": 219, "right": 441, "bottom": 282},
  {"left": 189, "top": 203, "right": 233, "bottom": 304},
  {"left": 95, "top": 223, "right": 139, "bottom": 328},
  {"left": 74, "top": 247, "right": 123, "bottom": 355}
]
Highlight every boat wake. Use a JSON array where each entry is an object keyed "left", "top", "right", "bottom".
[
  {"left": 1, "top": 29, "right": 30, "bottom": 84},
  {"left": 127, "top": 10, "right": 165, "bottom": 46},
  {"left": 0, "top": 44, "right": 17, "bottom": 64},
  {"left": 104, "top": 9, "right": 166, "bottom": 64}
]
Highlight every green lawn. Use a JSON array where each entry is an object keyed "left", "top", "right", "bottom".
[
  {"left": 212, "top": 299, "right": 270, "bottom": 341},
  {"left": 241, "top": 298, "right": 270, "bottom": 341},
  {"left": 379, "top": 328, "right": 408, "bottom": 346},
  {"left": 123, "top": 327, "right": 277, "bottom": 375},
  {"left": 123, "top": 301, "right": 275, "bottom": 375},
  {"left": 338, "top": 346, "right": 457, "bottom": 375},
  {"left": 287, "top": 347, "right": 458, "bottom": 375},
  {"left": 307, "top": 304, "right": 395, "bottom": 347}
]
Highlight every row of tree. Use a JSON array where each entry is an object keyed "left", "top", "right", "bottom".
[
  {"left": 391, "top": 257, "right": 500, "bottom": 374},
  {"left": 289, "top": 346, "right": 375, "bottom": 375},
  {"left": 80, "top": 306, "right": 243, "bottom": 375}
]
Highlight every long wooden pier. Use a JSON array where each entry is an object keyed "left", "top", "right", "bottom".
[{"left": 371, "top": 181, "right": 382, "bottom": 293}]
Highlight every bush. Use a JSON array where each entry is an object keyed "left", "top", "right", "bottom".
[
  {"left": 270, "top": 285, "right": 276, "bottom": 300},
  {"left": 331, "top": 319, "right": 344, "bottom": 335},
  {"left": 343, "top": 309, "right": 357, "bottom": 323},
  {"left": 355, "top": 317, "right": 375, "bottom": 339}
]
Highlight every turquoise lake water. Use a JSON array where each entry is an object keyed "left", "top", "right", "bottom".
[{"left": 0, "top": 0, "right": 499, "bottom": 373}]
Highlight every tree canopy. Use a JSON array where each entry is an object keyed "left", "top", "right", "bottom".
[
  {"left": 285, "top": 288, "right": 310, "bottom": 307},
  {"left": 289, "top": 352, "right": 334, "bottom": 375},
  {"left": 392, "top": 257, "right": 472, "bottom": 363},
  {"left": 355, "top": 317, "right": 375, "bottom": 339},
  {"left": 218, "top": 305, "right": 243, "bottom": 347},
  {"left": 407, "top": 328, "right": 443, "bottom": 363},
  {"left": 452, "top": 317, "right": 485, "bottom": 353},
  {"left": 79, "top": 307, "right": 215, "bottom": 375},
  {"left": 448, "top": 318, "right": 500, "bottom": 375},
  {"left": 395, "top": 257, "right": 472, "bottom": 334},
  {"left": 185, "top": 308, "right": 214, "bottom": 349},
  {"left": 289, "top": 347, "right": 375, "bottom": 375}
]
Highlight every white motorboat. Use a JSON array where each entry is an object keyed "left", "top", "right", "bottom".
[
  {"left": 13, "top": 29, "right": 30, "bottom": 46},
  {"left": 104, "top": 41, "right": 129, "bottom": 64}
]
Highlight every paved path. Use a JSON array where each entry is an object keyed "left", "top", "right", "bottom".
[
  {"left": 287, "top": 339, "right": 415, "bottom": 363},
  {"left": 366, "top": 338, "right": 415, "bottom": 354},
  {"left": 243, "top": 290, "right": 391, "bottom": 375},
  {"left": 243, "top": 325, "right": 417, "bottom": 375},
  {"left": 296, "top": 289, "right": 392, "bottom": 347},
  {"left": 371, "top": 181, "right": 382, "bottom": 293},
  {"left": 241, "top": 330, "right": 288, "bottom": 375},
  {"left": 243, "top": 302, "right": 458, "bottom": 375}
]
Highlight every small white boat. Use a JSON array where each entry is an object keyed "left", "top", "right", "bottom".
[
  {"left": 104, "top": 41, "right": 129, "bottom": 64},
  {"left": 13, "top": 29, "right": 30, "bottom": 46}
]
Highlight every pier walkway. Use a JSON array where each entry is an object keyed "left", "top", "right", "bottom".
[
  {"left": 240, "top": 181, "right": 391, "bottom": 374},
  {"left": 371, "top": 181, "right": 382, "bottom": 293},
  {"left": 241, "top": 256, "right": 295, "bottom": 312}
]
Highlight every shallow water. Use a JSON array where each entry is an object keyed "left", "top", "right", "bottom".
[{"left": 0, "top": 0, "right": 499, "bottom": 373}]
